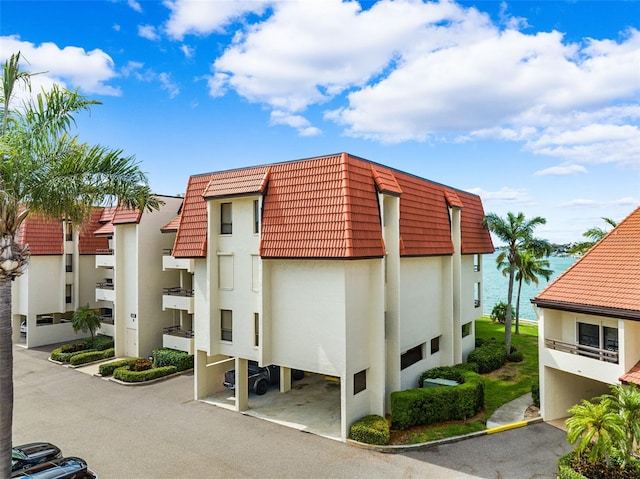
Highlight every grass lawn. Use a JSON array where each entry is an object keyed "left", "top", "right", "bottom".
[{"left": 389, "top": 316, "right": 539, "bottom": 445}]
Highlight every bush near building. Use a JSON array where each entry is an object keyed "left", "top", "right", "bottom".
[{"left": 348, "top": 415, "right": 390, "bottom": 445}]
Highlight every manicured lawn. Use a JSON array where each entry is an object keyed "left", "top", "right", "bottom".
[{"left": 389, "top": 316, "right": 539, "bottom": 445}]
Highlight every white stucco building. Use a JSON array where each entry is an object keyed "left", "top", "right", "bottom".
[
  {"left": 532, "top": 206, "right": 640, "bottom": 422},
  {"left": 169, "top": 153, "right": 494, "bottom": 441}
]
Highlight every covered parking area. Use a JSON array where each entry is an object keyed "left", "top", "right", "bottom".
[{"left": 202, "top": 372, "right": 342, "bottom": 440}]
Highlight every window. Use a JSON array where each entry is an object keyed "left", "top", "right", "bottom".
[
  {"left": 474, "top": 282, "right": 481, "bottom": 308},
  {"left": 354, "top": 370, "right": 367, "bottom": 395},
  {"left": 462, "top": 322, "right": 471, "bottom": 338},
  {"left": 473, "top": 254, "right": 480, "bottom": 272},
  {"left": 578, "top": 322, "right": 599, "bottom": 348},
  {"left": 254, "top": 313, "right": 259, "bottom": 347},
  {"left": 221, "top": 310, "right": 233, "bottom": 341},
  {"left": 65, "top": 254, "right": 73, "bottom": 272},
  {"left": 218, "top": 254, "right": 234, "bottom": 290},
  {"left": 401, "top": 344, "right": 424, "bottom": 370},
  {"left": 604, "top": 326, "right": 618, "bottom": 352},
  {"left": 253, "top": 200, "right": 260, "bottom": 234},
  {"left": 430, "top": 336, "right": 441, "bottom": 355},
  {"left": 65, "top": 221, "right": 73, "bottom": 241},
  {"left": 65, "top": 285, "right": 72, "bottom": 304},
  {"left": 220, "top": 203, "right": 232, "bottom": 234}
]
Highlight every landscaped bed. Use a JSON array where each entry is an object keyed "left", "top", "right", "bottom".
[
  {"left": 49, "top": 336, "right": 114, "bottom": 365},
  {"left": 98, "top": 348, "right": 194, "bottom": 384}
]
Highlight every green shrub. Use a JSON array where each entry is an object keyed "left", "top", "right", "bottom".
[
  {"left": 490, "top": 301, "right": 515, "bottom": 324},
  {"left": 113, "top": 365, "right": 177, "bottom": 383},
  {"left": 390, "top": 369, "right": 484, "bottom": 430},
  {"left": 507, "top": 351, "right": 524, "bottom": 362},
  {"left": 558, "top": 451, "right": 640, "bottom": 479},
  {"left": 51, "top": 347, "right": 98, "bottom": 363},
  {"left": 99, "top": 358, "right": 142, "bottom": 376},
  {"left": 152, "top": 348, "right": 194, "bottom": 372},
  {"left": 467, "top": 342, "right": 508, "bottom": 373},
  {"left": 86, "top": 336, "right": 114, "bottom": 351},
  {"left": 69, "top": 348, "right": 114, "bottom": 366},
  {"left": 531, "top": 380, "right": 540, "bottom": 408},
  {"left": 558, "top": 453, "right": 587, "bottom": 479},
  {"left": 418, "top": 366, "right": 464, "bottom": 388},
  {"left": 60, "top": 342, "right": 88, "bottom": 354},
  {"left": 349, "top": 415, "right": 390, "bottom": 445}
]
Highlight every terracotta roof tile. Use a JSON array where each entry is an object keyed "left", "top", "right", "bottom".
[
  {"left": 112, "top": 206, "right": 142, "bottom": 225},
  {"left": 173, "top": 153, "right": 493, "bottom": 259},
  {"left": 533, "top": 206, "right": 640, "bottom": 317},
  {"left": 620, "top": 360, "right": 640, "bottom": 386},
  {"left": 78, "top": 209, "right": 109, "bottom": 254},
  {"left": 203, "top": 166, "right": 271, "bottom": 199},
  {"left": 16, "top": 214, "right": 63, "bottom": 255},
  {"left": 172, "top": 174, "right": 213, "bottom": 258},
  {"left": 161, "top": 215, "right": 181, "bottom": 233}
]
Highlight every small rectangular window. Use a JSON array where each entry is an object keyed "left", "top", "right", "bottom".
[
  {"left": 254, "top": 313, "right": 259, "bottom": 347},
  {"left": 220, "top": 203, "right": 232, "bottom": 234},
  {"left": 401, "top": 344, "right": 424, "bottom": 370},
  {"left": 354, "top": 369, "right": 366, "bottom": 395},
  {"left": 474, "top": 282, "right": 481, "bottom": 308},
  {"left": 474, "top": 254, "right": 480, "bottom": 272},
  {"left": 65, "top": 254, "right": 73, "bottom": 273},
  {"left": 430, "top": 336, "right": 441, "bottom": 355},
  {"left": 604, "top": 326, "right": 618, "bottom": 352},
  {"left": 221, "top": 309, "right": 233, "bottom": 342},
  {"left": 65, "top": 221, "right": 73, "bottom": 241},
  {"left": 65, "top": 284, "right": 72, "bottom": 304},
  {"left": 578, "top": 322, "right": 599, "bottom": 348},
  {"left": 462, "top": 322, "right": 471, "bottom": 338},
  {"left": 218, "top": 254, "right": 234, "bottom": 290},
  {"left": 253, "top": 199, "right": 260, "bottom": 234}
]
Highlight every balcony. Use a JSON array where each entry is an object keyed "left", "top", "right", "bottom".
[
  {"left": 162, "top": 287, "right": 194, "bottom": 313},
  {"left": 96, "top": 249, "right": 114, "bottom": 268},
  {"left": 96, "top": 280, "right": 114, "bottom": 302},
  {"left": 162, "top": 249, "right": 195, "bottom": 272},
  {"left": 163, "top": 326, "right": 194, "bottom": 354},
  {"left": 545, "top": 338, "right": 619, "bottom": 364}
]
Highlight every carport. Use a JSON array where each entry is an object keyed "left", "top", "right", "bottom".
[{"left": 202, "top": 373, "right": 341, "bottom": 440}]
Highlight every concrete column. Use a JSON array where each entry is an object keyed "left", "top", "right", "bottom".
[
  {"left": 279, "top": 367, "right": 291, "bottom": 393},
  {"left": 235, "top": 357, "right": 249, "bottom": 411}
]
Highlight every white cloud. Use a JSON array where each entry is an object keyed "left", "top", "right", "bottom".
[
  {"left": 180, "top": 44, "right": 194, "bottom": 58},
  {"left": 0, "top": 35, "right": 120, "bottom": 96},
  {"left": 182, "top": 0, "right": 638, "bottom": 173},
  {"left": 158, "top": 72, "right": 180, "bottom": 98},
  {"left": 121, "top": 61, "right": 179, "bottom": 99},
  {"left": 467, "top": 186, "right": 533, "bottom": 204},
  {"left": 534, "top": 164, "right": 588, "bottom": 176},
  {"left": 163, "top": 0, "right": 272, "bottom": 40},
  {"left": 138, "top": 24, "right": 160, "bottom": 41},
  {"left": 270, "top": 110, "right": 322, "bottom": 136},
  {"left": 128, "top": 0, "right": 142, "bottom": 13}
]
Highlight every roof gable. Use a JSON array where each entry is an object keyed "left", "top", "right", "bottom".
[
  {"left": 172, "top": 174, "right": 213, "bottom": 258},
  {"left": 16, "top": 214, "right": 63, "bottom": 255},
  {"left": 533, "top": 206, "right": 640, "bottom": 318}
]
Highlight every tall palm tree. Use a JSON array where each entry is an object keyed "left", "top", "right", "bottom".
[
  {"left": 606, "top": 384, "right": 640, "bottom": 459},
  {"left": 482, "top": 212, "right": 547, "bottom": 352},
  {"left": 497, "top": 249, "right": 553, "bottom": 335},
  {"left": 0, "top": 52, "right": 160, "bottom": 476}
]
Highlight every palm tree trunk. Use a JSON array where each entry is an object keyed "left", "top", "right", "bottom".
[
  {"left": 0, "top": 277, "right": 13, "bottom": 479},
  {"left": 515, "top": 277, "right": 523, "bottom": 335},
  {"left": 505, "top": 264, "right": 515, "bottom": 353}
]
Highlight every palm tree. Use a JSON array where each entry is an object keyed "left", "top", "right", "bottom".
[
  {"left": 0, "top": 52, "right": 160, "bottom": 477},
  {"left": 497, "top": 249, "right": 553, "bottom": 335},
  {"left": 71, "top": 305, "right": 102, "bottom": 345},
  {"left": 566, "top": 396, "right": 626, "bottom": 465},
  {"left": 606, "top": 384, "right": 640, "bottom": 459},
  {"left": 569, "top": 217, "right": 618, "bottom": 256},
  {"left": 482, "top": 212, "right": 547, "bottom": 352}
]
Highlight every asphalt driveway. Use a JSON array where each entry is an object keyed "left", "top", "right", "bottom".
[{"left": 12, "top": 344, "right": 572, "bottom": 478}]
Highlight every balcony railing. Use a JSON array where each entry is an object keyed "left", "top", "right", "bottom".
[
  {"left": 96, "top": 248, "right": 114, "bottom": 255},
  {"left": 163, "top": 287, "right": 194, "bottom": 297},
  {"left": 96, "top": 281, "right": 114, "bottom": 290},
  {"left": 163, "top": 325, "right": 194, "bottom": 338},
  {"left": 545, "top": 338, "right": 619, "bottom": 364},
  {"left": 163, "top": 248, "right": 173, "bottom": 256},
  {"left": 100, "top": 315, "right": 114, "bottom": 325}
]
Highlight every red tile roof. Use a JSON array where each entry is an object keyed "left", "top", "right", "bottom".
[
  {"left": 620, "top": 360, "right": 640, "bottom": 386},
  {"left": 173, "top": 153, "right": 493, "bottom": 259},
  {"left": 78, "top": 209, "right": 109, "bottom": 254},
  {"left": 112, "top": 206, "right": 142, "bottom": 225},
  {"left": 16, "top": 214, "right": 63, "bottom": 255},
  {"left": 172, "top": 174, "right": 213, "bottom": 258},
  {"left": 533, "top": 206, "right": 640, "bottom": 319},
  {"left": 161, "top": 216, "right": 181, "bottom": 233}
]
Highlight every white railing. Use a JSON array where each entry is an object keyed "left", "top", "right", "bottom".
[{"left": 545, "top": 338, "right": 618, "bottom": 364}]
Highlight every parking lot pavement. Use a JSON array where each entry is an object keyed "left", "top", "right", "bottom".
[{"left": 13, "top": 343, "right": 574, "bottom": 479}]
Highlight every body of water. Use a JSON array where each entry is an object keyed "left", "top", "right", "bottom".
[{"left": 482, "top": 252, "right": 576, "bottom": 321}]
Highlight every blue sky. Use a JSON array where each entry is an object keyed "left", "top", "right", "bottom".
[{"left": 1, "top": 0, "right": 639, "bottom": 244}]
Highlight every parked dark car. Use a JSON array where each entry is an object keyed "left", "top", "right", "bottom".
[
  {"left": 11, "top": 456, "right": 97, "bottom": 478},
  {"left": 223, "top": 361, "right": 305, "bottom": 395},
  {"left": 12, "top": 443, "right": 62, "bottom": 473}
]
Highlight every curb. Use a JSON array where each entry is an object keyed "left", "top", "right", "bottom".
[{"left": 348, "top": 417, "right": 544, "bottom": 453}]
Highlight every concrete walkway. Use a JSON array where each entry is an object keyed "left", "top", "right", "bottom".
[{"left": 486, "top": 394, "right": 537, "bottom": 429}]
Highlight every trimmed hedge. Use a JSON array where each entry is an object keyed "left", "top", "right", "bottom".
[
  {"left": 113, "top": 365, "right": 177, "bottom": 383},
  {"left": 152, "top": 348, "right": 194, "bottom": 372},
  {"left": 467, "top": 341, "right": 508, "bottom": 374},
  {"left": 391, "top": 368, "right": 484, "bottom": 430},
  {"left": 349, "top": 415, "right": 390, "bottom": 445},
  {"left": 87, "top": 336, "right": 114, "bottom": 351},
  {"left": 51, "top": 347, "right": 98, "bottom": 363},
  {"left": 99, "top": 358, "right": 142, "bottom": 376},
  {"left": 558, "top": 454, "right": 587, "bottom": 479},
  {"left": 69, "top": 348, "right": 114, "bottom": 366}
]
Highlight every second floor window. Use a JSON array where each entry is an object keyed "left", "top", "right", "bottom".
[
  {"left": 221, "top": 309, "right": 233, "bottom": 342},
  {"left": 253, "top": 199, "right": 260, "bottom": 234},
  {"left": 221, "top": 202, "right": 232, "bottom": 234}
]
